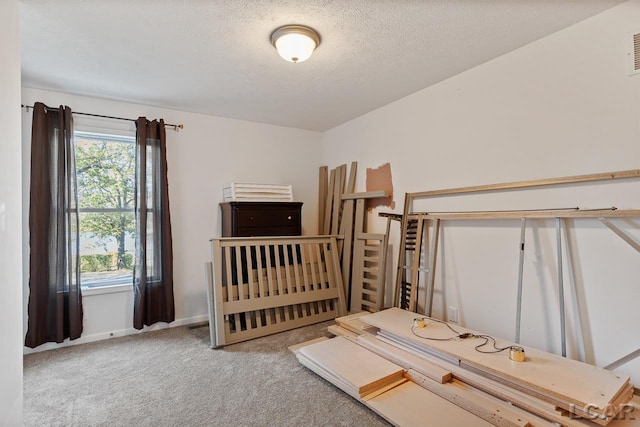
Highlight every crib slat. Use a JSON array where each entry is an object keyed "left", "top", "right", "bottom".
[
  {"left": 265, "top": 245, "right": 276, "bottom": 297},
  {"left": 292, "top": 244, "right": 302, "bottom": 293},
  {"left": 235, "top": 246, "right": 244, "bottom": 301},
  {"left": 255, "top": 245, "right": 266, "bottom": 298}
]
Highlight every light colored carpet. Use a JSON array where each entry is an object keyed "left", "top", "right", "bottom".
[{"left": 23, "top": 321, "right": 389, "bottom": 426}]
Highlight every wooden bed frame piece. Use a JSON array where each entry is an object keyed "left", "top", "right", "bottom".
[
  {"left": 362, "top": 308, "right": 633, "bottom": 425},
  {"left": 329, "top": 315, "right": 640, "bottom": 426},
  {"left": 394, "top": 168, "right": 640, "bottom": 363},
  {"left": 350, "top": 231, "right": 387, "bottom": 313},
  {"left": 205, "top": 235, "right": 347, "bottom": 348},
  {"left": 396, "top": 168, "right": 640, "bottom": 315}
]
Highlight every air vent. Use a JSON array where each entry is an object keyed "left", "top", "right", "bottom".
[{"left": 630, "top": 32, "right": 640, "bottom": 75}]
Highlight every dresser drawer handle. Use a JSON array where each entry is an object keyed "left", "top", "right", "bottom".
[
  {"left": 249, "top": 216, "right": 254, "bottom": 221},
  {"left": 287, "top": 215, "right": 292, "bottom": 220}
]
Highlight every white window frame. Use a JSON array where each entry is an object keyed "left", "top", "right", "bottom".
[{"left": 74, "top": 130, "right": 136, "bottom": 295}]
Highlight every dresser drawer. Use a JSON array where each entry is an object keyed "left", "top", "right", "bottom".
[
  {"left": 220, "top": 202, "right": 303, "bottom": 237},
  {"left": 235, "top": 226, "right": 300, "bottom": 237},
  {"left": 237, "top": 208, "right": 300, "bottom": 228}
]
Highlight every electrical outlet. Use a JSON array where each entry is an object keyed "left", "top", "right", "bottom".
[{"left": 448, "top": 306, "right": 459, "bottom": 323}]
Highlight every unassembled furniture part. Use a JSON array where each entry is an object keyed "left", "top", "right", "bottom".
[
  {"left": 223, "top": 183, "right": 293, "bottom": 202},
  {"left": 363, "top": 308, "right": 634, "bottom": 425},
  {"left": 309, "top": 310, "right": 639, "bottom": 427},
  {"left": 349, "top": 231, "right": 387, "bottom": 313},
  {"left": 291, "top": 334, "right": 493, "bottom": 427},
  {"left": 318, "top": 162, "right": 390, "bottom": 312},
  {"left": 393, "top": 169, "right": 640, "bottom": 364},
  {"left": 343, "top": 194, "right": 388, "bottom": 312},
  {"left": 205, "top": 235, "right": 347, "bottom": 347}
]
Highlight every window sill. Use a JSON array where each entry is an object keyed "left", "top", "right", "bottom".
[{"left": 81, "top": 283, "right": 133, "bottom": 296}]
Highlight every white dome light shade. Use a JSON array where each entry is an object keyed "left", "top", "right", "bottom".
[
  {"left": 275, "top": 33, "right": 316, "bottom": 63},
  {"left": 271, "top": 25, "right": 320, "bottom": 63}
]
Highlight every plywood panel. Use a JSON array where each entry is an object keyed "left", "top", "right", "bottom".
[
  {"left": 361, "top": 308, "right": 630, "bottom": 416},
  {"left": 298, "top": 336, "right": 405, "bottom": 397},
  {"left": 367, "top": 381, "right": 492, "bottom": 427}
]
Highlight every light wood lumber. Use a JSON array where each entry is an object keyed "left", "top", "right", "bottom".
[
  {"left": 599, "top": 218, "right": 640, "bottom": 253},
  {"left": 297, "top": 336, "right": 406, "bottom": 397},
  {"left": 288, "top": 336, "right": 329, "bottom": 353},
  {"left": 325, "top": 320, "right": 640, "bottom": 426},
  {"left": 327, "top": 324, "right": 354, "bottom": 338},
  {"left": 408, "top": 169, "right": 640, "bottom": 199},
  {"left": 338, "top": 163, "right": 357, "bottom": 276},
  {"left": 406, "top": 370, "right": 534, "bottom": 427},
  {"left": 403, "top": 209, "right": 640, "bottom": 221},
  {"left": 345, "top": 161, "right": 357, "bottom": 196},
  {"left": 393, "top": 195, "right": 412, "bottom": 308},
  {"left": 605, "top": 348, "right": 640, "bottom": 371},
  {"left": 318, "top": 166, "right": 328, "bottom": 233},
  {"left": 338, "top": 316, "right": 635, "bottom": 427},
  {"left": 361, "top": 308, "right": 631, "bottom": 421},
  {"left": 330, "top": 165, "right": 346, "bottom": 235},
  {"left": 340, "top": 199, "right": 355, "bottom": 298},
  {"left": 327, "top": 237, "right": 348, "bottom": 316},
  {"left": 356, "top": 334, "right": 452, "bottom": 384},
  {"left": 408, "top": 215, "right": 424, "bottom": 312},
  {"left": 341, "top": 190, "right": 389, "bottom": 200},
  {"left": 367, "top": 381, "right": 493, "bottom": 427},
  {"left": 375, "top": 332, "right": 591, "bottom": 426},
  {"left": 424, "top": 219, "right": 440, "bottom": 316},
  {"left": 380, "top": 215, "right": 393, "bottom": 309},
  {"left": 374, "top": 327, "right": 619, "bottom": 426},
  {"left": 323, "top": 169, "right": 336, "bottom": 234},
  {"left": 335, "top": 312, "right": 380, "bottom": 336}
]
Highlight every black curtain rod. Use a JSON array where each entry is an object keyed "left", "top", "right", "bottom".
[{"left": 21, "top": 104, "right": 184, "bottom": 131}]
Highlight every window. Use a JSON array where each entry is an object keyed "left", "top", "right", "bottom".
[{"left": 74, "top": 131, "right": 135, "bottom": 289}]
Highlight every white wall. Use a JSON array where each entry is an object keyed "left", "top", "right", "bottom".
[
  {"left": 322, "top": 0, "right": 640, "bottom": 384},
  {"left": 0, "top": 0, "right": 23, "bottom": 425},
  {"left": 21, "top": 88, "right": 322, "bottom": 351}
]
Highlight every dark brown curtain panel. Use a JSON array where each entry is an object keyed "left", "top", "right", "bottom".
[
  {"left": 25, "top": 102, "right": 83, "bottom": 348},
  {"left": 133, "top": 117, "right": 174, "bottom": 329}
]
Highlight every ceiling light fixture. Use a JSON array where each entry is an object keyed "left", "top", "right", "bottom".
[{"left": 270, "top": 25, "right": 321, "bottom": 63}]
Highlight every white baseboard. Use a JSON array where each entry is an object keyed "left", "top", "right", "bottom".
[{"left": 23, "top": 314, "right": 210, "bottom": 355}]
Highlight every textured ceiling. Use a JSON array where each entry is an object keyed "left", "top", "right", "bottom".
[{"left": 20, "top": 0, "right": 624, "bottom": 131}]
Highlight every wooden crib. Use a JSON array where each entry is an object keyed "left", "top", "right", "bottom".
[{"left": 205, "top": 235, "right": 347, "bottom": 348}]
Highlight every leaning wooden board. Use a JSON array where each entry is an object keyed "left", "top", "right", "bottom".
[{"left": 360, "top": 308, "right": 632, "bottom": 423}]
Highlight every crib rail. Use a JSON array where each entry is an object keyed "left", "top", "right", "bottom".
[{"left": 206, "top": 235, "right": 347, "bottom": 348}]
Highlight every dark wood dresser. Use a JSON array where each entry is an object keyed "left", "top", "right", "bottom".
[{"left": 220, "top": 202, "right": 303, "bottom": 237}]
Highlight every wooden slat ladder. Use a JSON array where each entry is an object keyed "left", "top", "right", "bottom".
[
  {"left": 206, "top": 235, "right": 347, "bottom": 348},
  {"left": 340, "top": 191, "right": 388, "bottom": 309},
  {"left": 393, "top": 212, "right": 426, "bottom": 312},
  {"left": 350, "top": 232, "right": 387, "bottom": 313}
]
